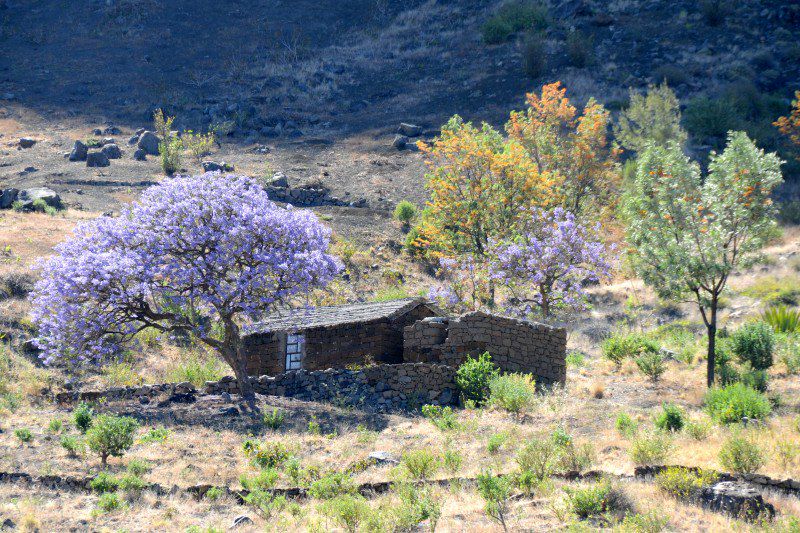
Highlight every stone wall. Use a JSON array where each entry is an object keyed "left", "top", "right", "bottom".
[
  {"left": 243, "top": 304, "right": 436, "bottom": 376},
  {"left": 263, "top": 184, "right": 367, "bottom": 208},
  {"left": 404, "top": 311, "right": 567, "bottom": 386},
  {"left": 206, "top": 363, "right": 457, "bottom": 411}
]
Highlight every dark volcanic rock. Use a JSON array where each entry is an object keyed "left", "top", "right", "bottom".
[
  {"left": 398, "top": 123, "right": 423, "bottom": 137},
  {"left": 68, "top": 140, "right": 88, "bottom": 162},
  {"left": 17, "top": 187, "right": 61, "bottom": 209},
  {"left": 137, "top": 131, "right": 160, "bottom": 155},
  {"left": 202, "top": 161, "right": 234, "bottom": 172},
  {"left": 392, "top": 134, "right": 408, "bottom": 149},
  {"left": 18, "top": 137, "right": 36, "bottom": 148},
  {"left": 86, "top": 151, "right": 110, "bottom": 167},
  {"left": 101, "top": 143, "right": 122, "bottom": 159},
  {"left": 0, "top": 188, "right": 19, "bottom": 209},
  {"left": 699, "top": 481, "right": 775, "bottom": 520},
  {"left": 133, "top": 148, "right": 147, "bottom": 161}
]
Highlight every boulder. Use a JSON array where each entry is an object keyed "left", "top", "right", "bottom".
[
  {"left": 202, "top": 161, "right": 234, "bottom": 172},
  {"left": 102, "top": 126, "right": 121, "bottom": 135},
  {"left": 68, "top": 140, "right": 88, "bottom": 162},
  {"left": 17, "top": 188, "right": 61, "bottom": 209},
  {"left": 92, "top": 128, "right": 103, "bottom": 136},
  {"left": 137, "top": 131, "right": 160, "bottom": 155},
  {"left": 133, "top": 148, "right": 147, "bottom": 161},
  {"left": 101, "top": 137, "right": 115, "bottom": 146},
  {"left": 101, "top": 143, "right": 122, "bottom": 159},
  {"left": 86, "top": 151, "right": 110, "bottom": 168},
  {"left": 699, "top": 481, "right": 775, "bottom": 520},
  {"left": 269, "top": 172, "right": 289, "bottom": 188},
  {"left": 231, "top": 515, "right": 253, "bottom": 529},
  {"left": 127, "top": 134, "right": 140, "bottom": 145},
  {"left": 0, "top": 188, "right": 19, "bottom": 209},
  {"left": 398, "top": 123, "right": 423, "bottom": 137},
  {"left": 368, "top": 451, "right": 399, "bottom": 466},
  {"left": 392, "top": 135, "right": 408, "bottom": 149},
  {"left": 18, "top": 137, "right": 36, "bottom": 148}
]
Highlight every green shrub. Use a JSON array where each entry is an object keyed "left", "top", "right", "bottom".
[
  {"left": 762, "top": 306, "right": 800, "bottom": 333},
  {"left": 47, "top": 419, "right": 63, "bottom": 433},
  {"left": 74, "top": 402, "right": 94, "bottom": 433},
  {"left": 555, "top": 434, "right": 595, "bottom": 474},
  {"left": 245, "top": 441, "right": 291, "bottom": 469},
  {"left": 488, "top": 373, "right": 536, "bottom": 413},
  {"left": 401, "top": 448, "right": 439, "bottom": 480},
  {"left": 741, "top": 276, "right": 800, "bottom": 306},
  {"left": 308, "top": 471, "right": 356, "bottom": 499},
  {"left": 165, "top": 352, "right": 226, "bottom": 387},
  {"left": 442, "top": 448, "right": 463, "bottom": 474},
  {"left": 421, "top": 404, "right": 458, "bottom": 431},
  {"left": 14, "top": 428, "right": 32, "bottom": 443},
  {"left": 521, "top": 31, "right": 547, "bottom": 78},
  {"left": 564, "top": 481, "right": 630, "bottom": 519},
  {"left": 91, "top": 472, "right": 120, "bottom": 493},
  {"left": 482, "top": 1, "right": 548, "bottom": 44},
  {"left": 739, "top": 363, "right": 769, "bottom": 393},
  {"left": 263, "top": 408, "right": 285, "bottom": 430},
  {"left": 487, "top": 432, "right": 508, "bottom": 454},
  {"left": 719, "top": 434, "right": 766, "bottom": 474},
  {"left": 182, "top": 129, "right": 216, "bottom": 163},
  {"left": 476, "top": 470, "right": 512, "bottom": 530},
  {"left": 731, "top": 322, "right": 775, "bottom": 370},
  {"left": 635, "top": 351, "right": 667, "bottom": 381},
  {"left": 394, "top": 201, "right": 417, "bottom": 225},
  {"left": 778, "top": 335, "right": 800, "bottom": 374},
  {"left": 393, "top": 482, "right": 442, "bottom": 532},
  {"left": 139, "top": 427, "right": 170, "bottom": 444},
  {"left": 618, "top": 511, "right": 669, "bottom": 532},
  {"left": 96, "top": 492, "right": 121, "bottom": 513},
  {"left": 654, "top": 403, "right": 685, "bottom": 432},
  {"left": 205, "top": 486, "right": 224, "bottom": 501},
  {"left": 86, "top": 414, "right": 139, "bottom": 466},
  {"left": 118, "top": 473, "right": 146, "bottom": 495},
  {"left": 602, "top": 332, "right": 659, "bottom": 367},
  {"left": 684, "top": 420, "right": 711, "bottom": 441},
  {"left": 127, "top": 459, "right": 151, "bottom": 476},
  {"left": 320, "top": 495, "right": 370, "bottom": 533},
  {"left": 60, "top": 435, "right": 85, "bottom": 457},
  {"left": 684, "top": 97, "right": 741, "bottom": 142},
  {"left": 615, "top": 413, "right": 638, "bottom": 438},
  {"left": 566, "top": 30, "right": 594, "bottom": 68},
  {"left": 455, "top": 352, "right": 498, "bottom": 406},
  {"left": 240, "top": 468, "right": 280, "bottom": 492},
  {"left": 630, "top": 432, "right": 673, "bottom": 466},
  {"left": 565, "top": 350, "right": 586, "bottom": 369},
  {"left": 655, "top": 467, "right": 718, "bottom": 500},
  {"left": 704, "top": 383, "right": 771, "bottom": 424},
  {"left": 307, "top": 416, "right": 322, "bottom": 436},
  {"left": 516, "top": 437, "right": 560, "bottom": 481},
  {"left": 154, "top": 109, "right": 182, "bottom": 175}
]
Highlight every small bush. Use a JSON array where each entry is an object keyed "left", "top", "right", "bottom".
[
  {"left": 421, "top": 404, "right": 458, "bottom": 431},
  {"left": 86, "top": 414, "right": 139, "bottom": 466},
  {"left": 741, "top": 276, "right": 800, "bottom": 307},
  {"left": 602, "top": 332, "right": 659, "bottom": 367},
  {"left": 154, "top": 109, "right": 182, "bottom": 175},
  {"left": 320, "top": 494, "right": 370, "bottom": 533},
  {"left": 516, "top": 437, "right": 560, "bottom": 481},
  {"left": 139, "top": 427, "right": 170, "bottom": 444},
  {"left": 74, "top": 402, "right": 94, "bottom": 433},
  {"left": 654, "top": 403, "right": 685, "bottom": 432},
  {"left": 455, "top": 352, "right": 499, "bottom": 406},
  {"left": 307, "top": 416, "right": 322, "bottom": 436},
  {"left": 566, "top": 30, "right": 594, "bottom": 68},
  {"left": 618, "top": 511, "right": 669, "bottom": 532},
  {"left": 762, "top": 306, "right": 800, "bottom": 333},
  {"left": 476, "top": 470, "right": 512, "bottom": 530},
  {"left": 308, "top": 471, "right": 356, "bottom": 499},
  {"left": 565, "top": 350, "right": 586, "bottom": 369},
  {"left": 685, "top": 420, "right": 711, "bottom": 441},
  {"left": 630, "top": 432, "right": 673, "bottom": 466},
  {"left": 684, "top": 97, "right": 741, "bottom": 142},
  {"left": 182, "top": 129, "right": 216, "bottom": 163},
  {"left": 730, "top": 322, "right": 775, "bottom": 370},
  {"left": 205, "top": 486, "right": 224, "bottom": 501},
  {"left": 442, "top": 448, "right": 463, "bottom": 474},
  {"left": 393, "top": 482, "right": 442, "bottom": 532},
  {"left": 779, "top": 335, "right": 800, "bottom": 374},
  {"left": 96, "top": 492, "right": 121, "bottom": 513},
  {"left": 482, "top": 1, "right": 548, "bottom": 44},
  {"left": 394, "top": 201, "right": 417, "bottom": 226},
  {"left": 635, "top": 351, "right": 667, "bottom": 381},
  {"left": 246, "top": 441, "right": 291, "bottom": 469},
  {"left": 240, "top": 468, "right": 280, "bottom": 492},
  {"left": 487, "top": 432, "right": 508, "bottom": 454},
  {"left": 118, "top": 473, "right": 146, "bottom": 495},
  {"left": 521, "top": 31, "right": 547, "bottom": 78},
  {"left": 488, "top": 373, "right": 536, "bottom": 413},
  {"left": 655, "top": 467, "right": 718, "bottom": 500},
  {"left": 719, "top": 434, "right": 766, "bottom": 474},
  {"left": 565, "top": 481, "right": 630, "bottom": 519},
  {"left": 263, "top": 408, "right": 285, "bottom": 430},
  {"left": 14, "top": 428, "right": 32, "bottom": 443},
  {"left": 402, "top": 449, "right": 439, "bottom": 480},
  {"left": 91, "top": 472, "right": 120, "bottom": 493},
  {"left": 127, "top": 459, "right": 151, "bottom": 476},
  {"left": 165, "top": 352, "right": 226, "bottom": 387},
  {"left": 61, "top": 435, "right": 85, "bottom": 457},
  {"left": 615, "top": 413, "right": 638, "bottom": 438},
  {"left": 704, "top": 383, "right": 771, "bottom": 424},
  {"left": 48, "top": 419, "right": 63, "bottom": 433}
]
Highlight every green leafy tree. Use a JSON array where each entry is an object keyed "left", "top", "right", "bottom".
[
  {"left": 615, "top": 82, "right": 688, "bottom": 154},
  {"left": 86, "top": 414, "right": 139, "bottom": 467},
  {"left": 622, "top": 132, "right": 782, "bottom": 386}
]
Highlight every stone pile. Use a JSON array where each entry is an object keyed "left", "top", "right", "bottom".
[
  {"left": 0, "top": 187, "right": 62, "bottom": 211},
  {"left": 262, "top": 172, "right": 368, "bottom": 208}
]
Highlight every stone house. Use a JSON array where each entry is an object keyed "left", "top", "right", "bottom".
[{"left": 242, "top": 299, "right": 567, "bottom": 386}]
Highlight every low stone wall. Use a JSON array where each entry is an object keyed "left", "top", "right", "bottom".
[
  {"left": 404, "top": 311, "right": 567, "bottom": 386},
  {"left": 206, "top": 363, "right": 457, "bottom": 411},
  {"left": 263, "top": 184, "right": 367, "bottom": 208},
  {"left": 55, "top": 382, "right": 196, "bottom": 404}
]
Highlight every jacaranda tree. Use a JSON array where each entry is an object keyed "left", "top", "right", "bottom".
[
  {"left": 31, "top": 173, "right": 341, "bottom": 399},
  {"left": 490, "top": 207, "right": 613, "bottom": 318},
  {"left": 622, "top": 132, "right": 783, "bottom": 387}
]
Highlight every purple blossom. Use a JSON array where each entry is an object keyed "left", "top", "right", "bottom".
[{"left": 31, "top": 173, "right": 341, "bottom": 395}]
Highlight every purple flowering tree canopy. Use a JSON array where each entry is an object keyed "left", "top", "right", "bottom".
[
  {"left": 489, "top": 207, "right": 613, "bottom": 318},
  {"left": 31, "top": 173, "right": 341, "bottom": 398}
]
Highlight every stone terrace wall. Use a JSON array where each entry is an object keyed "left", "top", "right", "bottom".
[
  {"left": 206, "top": 363, "right": 457, "bottom": 411},
  {"left": 404, "top": 312, "right": 567, "bottom": 386}
]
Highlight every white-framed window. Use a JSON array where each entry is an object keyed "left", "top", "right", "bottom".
[{"left": 285, "top": 333, "right": 304, "bottom": 370}]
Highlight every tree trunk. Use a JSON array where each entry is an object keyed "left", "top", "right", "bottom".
[
  {"left": 705, "top": 298, "right": 718, "bottom": 388},
  {"left": 221, "top": 318, "right": 255, "bottom": 401}
]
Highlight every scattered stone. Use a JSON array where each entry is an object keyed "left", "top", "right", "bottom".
[
  {"left": 0, "top": 188, "right": 19, "bottom": 209},
  {"left": 101, "top": 137, "right": 115, "bottom": 146},
  {"left": 137, "top": 131, "right": 160, "bottom": 155},
  {"left": 2, "top": 518, "right": 15, "bottom": 529},
  {"left": 92, "top": 128, "right": 103, "bottom": 136},
  {"left": 21, "top": 166, "right": 36, "bottom": 174},
  {"left": 398, "top": 123, "right": 423, "bottom": 137},
  {"left": 202, "top": 161, "right": 234, "bottom": 172},
  {"left": 86, "top": 151, "right": 110, "bottom": 168},
  {"left": 392, "top": 135, "right": 408, "bottom": 150},
  {"left": 17, "top": 138, "right": 36, "bottom": 149},
  {"left": 128, "top": 134, "right": 140, "bottom": 145},
  {"left": 368, "top": 451, "right": 399, "bottom": 466},
  {"left": 269, "top": 172, "right": 289, "bottom": 188},
  {"left": 103, "top": 126, "right": 121, "bottom": 135},
  {"left": 101, "top": 143, "right": 122, "bottom": 159},
  {"left": 133, "top": 148, "right": 147, "bottom": 161},
  {"left": 699, "top": 481, "right": 775, "bottom": 520},
  {"left": 68, "top": 140, "right": 88, "bottom": 162},
  {"left": 231, "top": 515, "right": 252, "bottom": 529},
  {"left": 17, "top": 188, "right": 61, "bottom": 209}
]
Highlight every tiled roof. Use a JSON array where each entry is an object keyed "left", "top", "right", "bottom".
[{"left": 245, "top": 298, "right": 437, "bottom": 334}]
